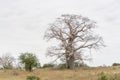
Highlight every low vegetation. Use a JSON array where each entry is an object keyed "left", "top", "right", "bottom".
[
  {"left": 26, "top": 76, "right": 40, "bottom": 80},
  {"left": 97, "top": 71, "right": 120, "bottom": 80},
  {"left": 0, "top": 66, "right": 120, "bottom": 80},
  {"left": 42, "top": 63, "right": 55, "bottom": 68},
  {"left": 112, "top": 63, "right": 120, "bottom": 66}
]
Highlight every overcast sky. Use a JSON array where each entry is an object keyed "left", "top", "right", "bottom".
[{"left": 0, "top": 0, "right": 120, "bottom": 66}]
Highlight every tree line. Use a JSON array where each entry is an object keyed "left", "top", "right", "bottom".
[
  {"left": 0, "top": 52, "right": 89, "bottom": 72},
  {"left": 0, "top": 53, "right": 39, "bottom": 71}
]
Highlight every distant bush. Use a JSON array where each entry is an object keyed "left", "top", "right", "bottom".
[
  {"left": 54, "top": 62, "right": 89, "bottom": 69},
  {"left": 57, "top": 63, "right": 66, "bottom": 69},
  {"left": 42, "top": 63, "right": 54, "bottom": 68},
  {"left": 74, "top": 62, "right": 89, "bottom": 68},
  {"left": 26, "top": 76, "right": 40, "bottom": 80},
  {"left": 112, "top": 63, "right": 120, "bottom": 66}
]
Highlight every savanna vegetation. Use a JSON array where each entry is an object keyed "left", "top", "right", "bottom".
[
  {"left": 0, "top": 14, "right": 118, "bottom": 80},
  {"left": 0, "top": 66, "right": 120, "bottom": 80}
]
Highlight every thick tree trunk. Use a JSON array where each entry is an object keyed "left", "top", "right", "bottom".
[
  {"left": 66, "top": 55, "right": 74, "bottom": 69},
  {"left": 29, "top": 65, "right": 32, "bottom": 72},
  {"left": 25, "top": 64, "right": 32, "bottom": 72},
  {"left": 66, "top": 34, "right": 75, "bottom": 69}
]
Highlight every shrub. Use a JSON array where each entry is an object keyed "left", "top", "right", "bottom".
[
  {"left": 112, "top": 63, "right": 120, "bottom": 66},
  {"left": 74, "top": 62, "right": 89, "bottom": 68},
  {"left": 97, "top": 72, "right": 117, "bottom": 80},
  {"left": 57, "top": 63, "right": 66, "bottom": 69},
  {"left": 55, "top": 63, "right": 89, "bottom": 69},
  {"left": 26, "top": 76, "right": 40, "bottom": 80},
  {"left": 98, "top": 72, "right": 108, "bottom": 80},
  {"left": 42, "top": 63, "right": 54, "bottom": 68}
]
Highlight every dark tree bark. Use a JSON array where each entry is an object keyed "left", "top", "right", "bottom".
[{"left": 29, "top": 64, "right": 32, "bottom": 72}]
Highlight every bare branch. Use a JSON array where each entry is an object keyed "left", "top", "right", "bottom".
[{"left": 44, "top": 14, "right": 105, "bottom": 69}]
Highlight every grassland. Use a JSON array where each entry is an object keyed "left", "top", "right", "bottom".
[{"left": 1, "top": 66, "right": 120, "bottom": 80}]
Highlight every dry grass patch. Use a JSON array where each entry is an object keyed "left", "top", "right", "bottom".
[{"left": 0, "top": 66, "right": 120, "bottom": 80}]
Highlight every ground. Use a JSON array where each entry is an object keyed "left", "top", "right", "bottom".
[{"left": 0, "top": 66, "right": 120, "bottom": 80}]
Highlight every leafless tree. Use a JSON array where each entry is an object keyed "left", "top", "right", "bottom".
[
  {"left": 44, "top": 14, "right": 105, "bottom": 69},
  {"left": 0, "top": 53, "right": 15, "bottom": 69}
]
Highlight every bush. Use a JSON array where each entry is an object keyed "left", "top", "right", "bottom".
[
  {"left": 54, "top": 63, "right": 89, "bottom": 69},
  {"left": 112, "top": 63, "right": 120, "bottom": 66},
  {"left": 97, "top": 72, "right": 117, "bottom": 80},
  {"left": 74, "top": 62, "right": 89, "bottom": 68},
  {"left": 98, "top": 72, "right": 108, "bottom": 80},
  {"left": 57, "top": 63, "right": 66, "bottom": 69},
  {"left": 26, "top": 76, "right": 40, "bottom": 80},
  {"left": 42, "top": 63, "right": 54, "bottom": 68}
]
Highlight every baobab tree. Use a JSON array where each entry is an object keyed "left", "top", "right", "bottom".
[
  {"left": 19, "top": 53, "right": 39, "bottom": 72},
  {"left": 44, "top": 14, "right": 105, "bottom": 69}
]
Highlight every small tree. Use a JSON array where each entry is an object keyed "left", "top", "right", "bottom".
[
  {"left": 0, "top": 53, "right": 15, "bottom": 69},
  {"left": 19, "top": 53, "right": 39, "bottom": 72}
]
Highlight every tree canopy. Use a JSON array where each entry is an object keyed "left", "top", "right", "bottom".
[
  {"left": 19, "top": 53, "right": 39, "bottom": 71},
  {"left": 44, "top": 14, "right": 105, "bottom": 69}
]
